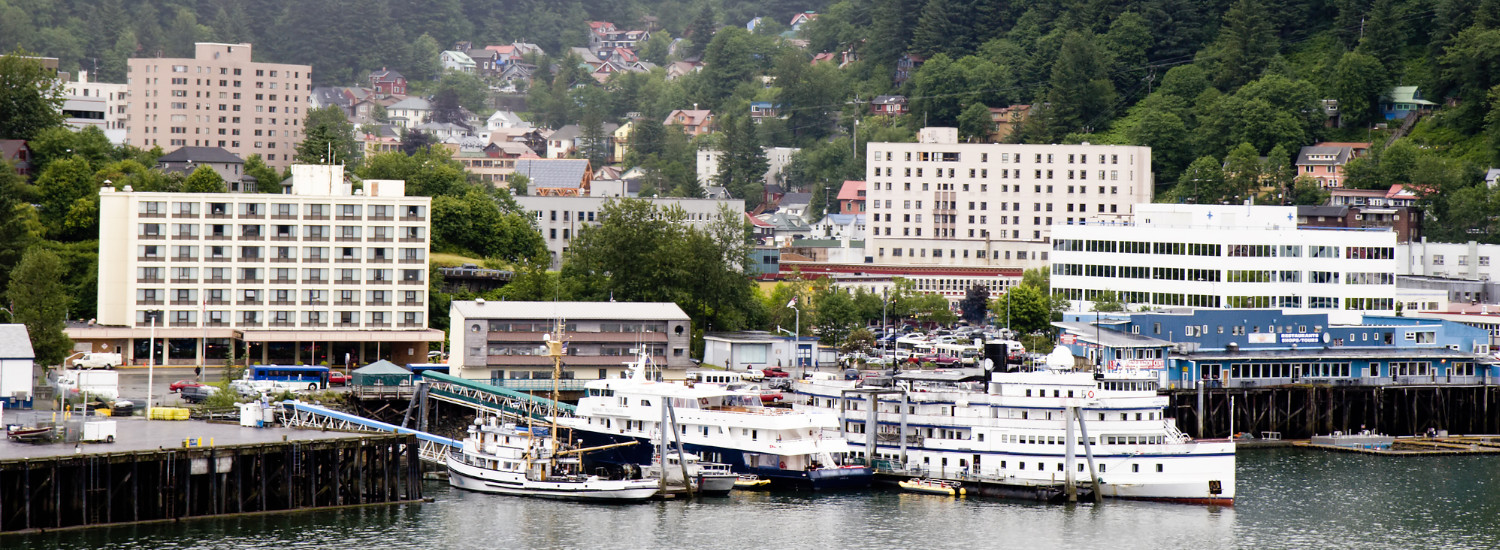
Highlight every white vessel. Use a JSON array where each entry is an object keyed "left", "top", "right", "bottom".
[
  {"left": 557, "top": 352, "right": 873, "bottom": 490},
  {"left": 446, "top": 323, "right": 661, "bottom": 502},
  {"left": 645, "top": 451, "right": 739, "bottom": 496},
  {"left": 447, "top": 419, "right": 661, "bottom": 501},
  {"left": 789, "top": 366, "right": 1235, "bottom": 505}
]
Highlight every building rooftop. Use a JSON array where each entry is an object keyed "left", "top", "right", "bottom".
[
  {"left": 452, "top": 300, "right": 689, "bottom": 321},
  {"left": 0, "top": 324, "right": 34, "bottom": 360},
  {"left": 514, "top": 159, "right": 590, "bottom": 188},
  {"left": 158, "top": 146, "right": 244, "bottom": 165}
]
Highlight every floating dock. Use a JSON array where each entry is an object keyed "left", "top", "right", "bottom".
[
  {"left": 1299, "top": 435, "right": 1500, "bottom": 456},
  {"left": 0, "top": 417, "right": 423, "bottom": 534}
]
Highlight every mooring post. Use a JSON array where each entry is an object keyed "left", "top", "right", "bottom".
[
  {"left": 1064, "top": 406, "right": 1077, "bottom": 502},
  {"left": 1196, "top": 379, "right": 1205, "bottom": 438}
]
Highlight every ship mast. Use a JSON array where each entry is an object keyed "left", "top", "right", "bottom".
[{"left": 546, "top": 319, "right": 565, "bottom": 464}]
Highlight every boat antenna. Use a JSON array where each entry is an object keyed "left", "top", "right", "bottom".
[{"left": 547, "top": 318, "right": 565, "bottom": 466}]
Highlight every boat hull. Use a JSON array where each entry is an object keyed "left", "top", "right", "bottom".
[
  {"left": 572, "top": 429, "right": 872, "bottom": 491},
  {"left": 446, "top": 455, "right": 660, "bottom": 502}
]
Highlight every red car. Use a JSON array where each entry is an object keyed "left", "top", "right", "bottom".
[
  {"left": 328, "top": 371, "right": 350, "bottom": 386},
  {"left": 761, "top": 367, "right": 790, "bottom": 378},
  {"left": 169, "top": 379, "right": 203, "bottom": 392}
]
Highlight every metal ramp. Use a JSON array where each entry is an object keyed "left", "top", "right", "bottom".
[
  {"left": 418, "top": 371, "right": 576, "bottom": 422},
  {"left": 277, "top": 401, "right": 462, "bottom": 464}
]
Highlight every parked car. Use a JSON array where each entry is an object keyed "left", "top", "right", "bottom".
[
  {"left": 169, "top": 379, "right": 202, "bottom": 392},
  {"left": 328, "top": 371, "right": 350, "bottom": 386},
  {"left": 762, "top": 367, "right": 790, "bottom": 378},
  {"left": 179, "top": 385, "right": 220, "bottom": 404}
]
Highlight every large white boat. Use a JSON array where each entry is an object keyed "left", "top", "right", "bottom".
[
  {"left": 446, "top": 324, "right": 661, "bottom": 502},
  {"left": 556, "top": 353, "right": 873, "bottom": 491},
  {"left": 447, "top": 418, "right": 662, "bottom": 501},
  {"left": 788, "top": 365, "right": 1235, "bottom": 505}
]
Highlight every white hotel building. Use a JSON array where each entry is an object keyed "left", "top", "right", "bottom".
[
  {"left": 71, "top": 165, "right": 443, "bottom": 367},
  {"left": 515, "top": 195, "right": 745, "bottom": 268},
  {"left": 1050, "top": 204, "right": 1398, "bottom": 323},
  {"left": 865, "top": 127, "right": 1153, "bottom": 269}
]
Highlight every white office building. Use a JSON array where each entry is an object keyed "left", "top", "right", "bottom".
[
  {"left": 1050, "top": 203, "right": 1398, "bottom": 323},
  {"left": 1399, "top": 240, "right": 1500, "bottom": 281},
  {"left": 70, "top": 164, "right": 442, "bottom": 367},
  {"left": 515, "top": 195, "right": 745, "bottom": 268},
  {"left": 61, "top": 71, "right": 128, "bottom": 144},
  {"left": 865, "top": 127, "right": 1153, "bottom": 269}
]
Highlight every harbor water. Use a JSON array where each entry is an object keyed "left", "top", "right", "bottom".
[{"left": 11, "top": 447, "right": 1500, "bottom": 549}]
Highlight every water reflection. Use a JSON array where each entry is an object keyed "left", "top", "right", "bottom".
[{"left": 16, "top": 448, "right": 1500, "bottom": 549}]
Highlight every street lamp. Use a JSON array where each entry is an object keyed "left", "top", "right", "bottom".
[{"left": 791, "top": 300, "right": 801, "bottom": 377}]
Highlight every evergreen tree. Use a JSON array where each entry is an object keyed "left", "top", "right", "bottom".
[
  {"left": 960, "top": 284, "right": 990, "bottom": 325},
  {"left": 685, "top": 6, "right": 716, "bottom": 59},
  {"left": 1357, "top": 0, "right": 1407, "bottom": 66},
  {"left": 1176, "top": 156, "right": 1227, "bottom": 204},
  {"left": 1210, "top": 0, "right": 1277, "bottom": 90},
  {"left": 7, "top": 247, "right": 73, "bottom": 366},
  {"left": 1044, "top": 32, "right": 1116, "bottom": 137},
  {"left": 911, "top": 0, "right": 959, "bottom": 56},
  {"left": 1222, "top": 142, "right": 1263, "bottom": 200}
]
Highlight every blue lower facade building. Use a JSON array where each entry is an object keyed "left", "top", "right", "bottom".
[{"left": 1055, "top": 309, "right": 1498, "bottom": 390}]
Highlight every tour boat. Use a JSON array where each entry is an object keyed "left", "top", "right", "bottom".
[
  {"left": 788, "top": 363, "right": 1236, "bottom": 505},
  {"left": 645, "top": 450, "right": 739, "bottom": 496},
  {"left": 556, "top": 351, "right": 872, "bottom": 491},
  {"left": 446, "top": 325, "right": 661, "bottom": 502},
  {"left": 899, "top": 477, "right": 965, "bottom": 496}
]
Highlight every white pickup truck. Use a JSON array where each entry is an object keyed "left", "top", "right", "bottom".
[{"left": 71, "top": 352, "right": 123, "bottom": 370}]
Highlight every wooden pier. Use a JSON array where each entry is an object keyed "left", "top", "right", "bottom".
[
  {"left": 1300, "top": 435, "right": 1500, "bottom": 456},
  {"left": 1168, "top": 384, "right": 1500, "bottom": 440},
  {"left": 0, "top": 419, "right": 423, "bottom": 533}
]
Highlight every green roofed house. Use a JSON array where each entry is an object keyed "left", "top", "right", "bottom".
[{"left": 1381, "top": 86, "right": 1437, "bottom": 121}]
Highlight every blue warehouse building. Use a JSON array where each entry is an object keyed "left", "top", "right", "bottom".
[{"left": 1055, "top": 309, "right": 1497, "bottom": 390}]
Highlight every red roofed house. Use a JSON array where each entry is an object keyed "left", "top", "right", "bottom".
[
  {"left": 665, "top": 109, "right": 716, "bottom": 136},
  {"left": 837, "top": 180, "right": 866, "bottom": 214},
  {"left": 871, "top": 95, "right": 908, "bottom": 116},
  {"left": 789, "top": 12, "right": 819, "bottom": 31},
  {"left": 368, "top": 68, "right": 406, "bottom": 97}
]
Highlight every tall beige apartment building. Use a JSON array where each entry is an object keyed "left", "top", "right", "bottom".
[{"left": 126, "top": 43, "right": 311, "bottom": 171}]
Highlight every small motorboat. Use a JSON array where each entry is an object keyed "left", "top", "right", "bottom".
[
  {"left": 7, "top": 426, "right": 56, "bottom": 443},
  {"left": 899, "top": 477, "right": 965, "bottom": 497},
  {"left": 733, "top": 474, "right": 771, "bottom": 489}
]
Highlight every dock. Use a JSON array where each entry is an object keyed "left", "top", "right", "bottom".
[
  {"left": 0, "top": 417, "right": 423, "bottom": 533},
  {"left": 1299, "top": 435, "right": 1500, "bottom": 456}
]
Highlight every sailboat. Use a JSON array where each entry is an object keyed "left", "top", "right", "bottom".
[{"left": 446, "top": 322, "right": 662, "bottom": 501}]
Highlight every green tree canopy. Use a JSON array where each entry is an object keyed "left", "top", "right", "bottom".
[
  {"left": 7, "top": 247, "right": 73, "bottom": 365},
  {"left": 562, "top": 200, "right": 760, "bottom": 333},
  {"left": 182, "top": 164, "right": 228, "bottom": 193},
  {"left": 296, "top": 106, "right": 359, "bottom": 165},
  {"left": 0, "top": 50, "right": 65, "bottom": 140}
]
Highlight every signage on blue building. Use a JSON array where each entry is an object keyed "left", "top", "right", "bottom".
[{"left": 1279, "top": 333, "right": 1327, "bottom": 344}]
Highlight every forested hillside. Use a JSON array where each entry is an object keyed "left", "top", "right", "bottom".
[{"left": 4, "top": 0, "right": 1500, "bottom": 238}]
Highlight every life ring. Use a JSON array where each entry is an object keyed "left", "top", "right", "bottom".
[
  {"left": 780, "top": 461, "right": 787, "bottom": 469},
  {"left": 1087, "top": 390, "right": 1095, "bottom": 398}
]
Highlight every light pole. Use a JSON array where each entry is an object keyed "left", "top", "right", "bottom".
[
  {"left": 146, "top": 315, "right": 157, "bottom": 420},
  {"left": 792, "top": 301, "right": 801, "bottom": 377}
]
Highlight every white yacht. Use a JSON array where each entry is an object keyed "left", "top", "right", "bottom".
[
  {"left": 557, "top": 353, "right": 873, "bottom": 490},
  {"left": 447, "top": 417, "right": 661, "bottom": 501},
  {"left": 446, "top": 324, "right": 661, "bottom": 502},
  {"left": 789, "top": 366, "right": 1235, "bottom": 505}
]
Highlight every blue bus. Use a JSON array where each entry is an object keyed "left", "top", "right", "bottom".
[
  {"left": 244, "top": 365, "right": 330, "bottom": 392},
  {"left": 408, "top": 363, "right": 450, "bottom": 379}
]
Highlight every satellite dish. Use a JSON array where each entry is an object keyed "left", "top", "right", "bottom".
[{"left": 1046, "top": 346, "right": 1074, "bottom": 370}]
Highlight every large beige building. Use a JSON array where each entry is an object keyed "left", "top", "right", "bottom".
[
  {"left": 865, "top": 127, "right": 1153, "bottom": 269},
  {"left": 70, "top": 165, "right": 442, "bottom": 367},
  {"left": 126, "top": 43, "right": 311, "bottom": 171}
]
